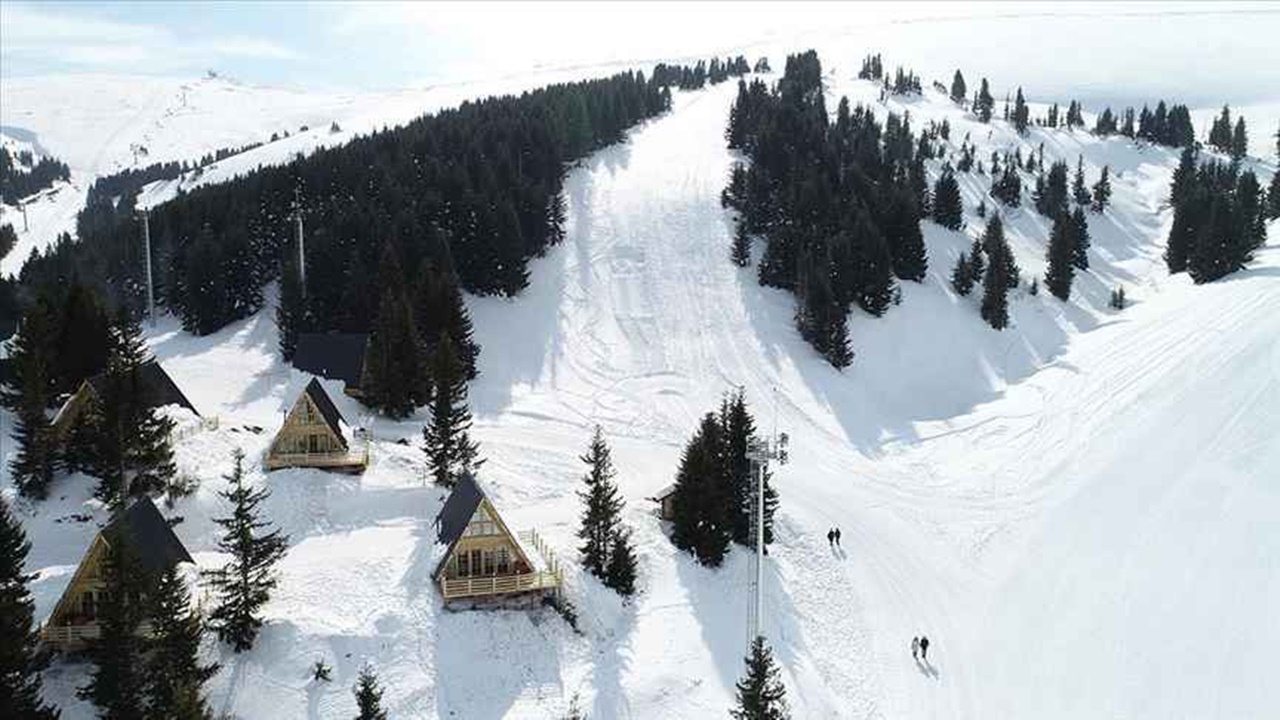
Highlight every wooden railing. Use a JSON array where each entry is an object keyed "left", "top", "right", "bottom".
[
  {"left": 41, "top": 620, "right": 155, "bottom": 646},
  {"left": 264, "top": 444, "right": 369, "bottom": 470},
  {"left": 441, "top": 571, "right": 561, "bottom": 599}
]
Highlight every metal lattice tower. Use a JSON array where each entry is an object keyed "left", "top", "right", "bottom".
[{"left": 745, "top": 429, "right": 788, "bottom": 651}]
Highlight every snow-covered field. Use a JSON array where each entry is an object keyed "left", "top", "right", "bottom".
[{"left": 3, "top": 50, "right": 1279, "bottom": 720}]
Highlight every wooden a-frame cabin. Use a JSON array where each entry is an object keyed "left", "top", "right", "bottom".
[
  {"left": 264, "top": 378, "right": 367, "bottom": 472},
  {"left": 50, "top": 359, "right": 198, "bottom": 439},
  {"left": 41, "top": 496, "right": 193, "bottom": 651},
  {"left": 433, "top": 474, "right": 561, "bottom": 607}
]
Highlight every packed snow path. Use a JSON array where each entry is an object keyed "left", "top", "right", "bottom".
[{"left": 14, "top": 73, "right": 1278, "bottom": 718}]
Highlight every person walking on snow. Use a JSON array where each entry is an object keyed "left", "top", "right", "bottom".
[
  {"left": 920, "top": 635, "right": 930, "bottom": 661},
  {"left": 834, "top": 527, "right": 842, "bottom": 547},
  {"left": 826, "top": 528, "right": 835, "bottom": 547},
  {"left": 911, "top": 636, "right": 920, "bottom": 661}
]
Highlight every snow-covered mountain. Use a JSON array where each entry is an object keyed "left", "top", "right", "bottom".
[{"left": 4, "top": 54, "right": 1279, "bottom": 720}]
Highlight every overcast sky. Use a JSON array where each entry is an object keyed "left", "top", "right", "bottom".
[{"left": 3, "top": 1, "right": 1278, "bottom": 108}]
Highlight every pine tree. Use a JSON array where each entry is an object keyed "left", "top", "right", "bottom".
[
  {"left": 144, "top": 565, "right": 218, "bottom": 720},
  {"left": 731, "top": 217, "right": 752, "bottom": 267},
  {"left": 975, "top": 78, "right": 994, "bottom": 123},
  {"left": 414, "top": 253, "right": 480, "bottom": 382},
  {"left": 670, "top": 414, "right": 730, "bottom": 568},
  {"left": 577, "top": 426, "right": 623, "bottom": 580},
  {"left": 950, "top": 253, "right": 974, "bottom": 296},
  {"left": 6, "top": 299, "right": 58, "bottom": 500},
  {"left": 1091, "top": 165, "right": 1112, "bottom": 212},
  {"left": 721, "top": 389, "right": 774, "bottom": 546},
  {"left": 1044, "top": 212, "right": 1076, "bottom": 300},
  {"left": 1230, "top": 117, "right": 1248, "bottom": 160},
  {"left": 86, "top": 310, "right": 177, "bottom": 507},
  {"left": 1268, "top": 167, "right": 1280, "bottom": 220},
  {"left": 730, "top": 636, "right": 790, "bottom": 720},
  {"left": 980, "top": 216, "right": 1012, "bottom": 330},
  {"left": 931, "top": 166, "right": 964, "bottom": 230},
  {"left": 78, "top": 538, "right": 148, "bottom": 720},
  {"left": 205, "top": 449, "right": 289, "bottom": 653},
  {"left": 422, "top": 333, "right": 482, "bottom": 487},
  {"left": 0, "top": 496, "right": 60, "bottom": 719},
  {"left": 1012, "top": 87, "right": 1030, "bottom": 134},
  {"left": 352, "top": 665, "right": 388, "bottom": 720},
  {"left": 364, "top": 243, "right": 431, "bottom": 419},
  {"left": 949, "top": 70, "right": 966, "bottom": 104},
  {"left": 1072, "top": 156, "right": 1090, "bottom": 205},
  {"left": 1070, "top": 206, "right": 1091, "bottom": 270},
  {"left": 885, "top": 188, "right": 928, "bottom": 282},
  {"left": 1208, "top": 105, "right": 1232, "bottom": 153},
  {"left": 604, "top": 527, "right": 638, "bottom": 597}
]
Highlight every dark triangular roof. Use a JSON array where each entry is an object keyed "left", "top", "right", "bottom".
[
  {"left": 101, "top": 496, "right": 193, "bottom": 575},
  {"left": 86, "top": 359, "right": 198, "bottom": 416},
  {"left": 293, "top": 333, "right": 368, "bottom": 388},
  {"left": 301, "top": 377, "right": 346, "bottom": 448},
  {"left": 433, "top": 474, "right": 486, "bottom": 578}
]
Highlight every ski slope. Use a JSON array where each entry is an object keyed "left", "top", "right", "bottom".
[{"left": 5, "top": 63, "right": 1279, "bottom": 719}]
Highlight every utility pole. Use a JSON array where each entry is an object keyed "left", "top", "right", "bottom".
[
  {"left": 19, "top": 201, "right": 28, "bottom": 231},
  {"left": 745, "top": 427, "right": 788, "bottom": 650},
  {"left": 137, "top": 208, "right": 155, "bottom": 325},
  {"left": 293, "top": 186, "right": 306, "bottom": 298}
]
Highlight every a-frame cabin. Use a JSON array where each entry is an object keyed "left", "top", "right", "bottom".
[
  {"left": 264, "top": 378, "right": 367, "bottom": 472},
  {"left": 41, "top": 496, "right": 193, "bottom": 651},
  {"left": 50, "top": 359, "right": 198, "bottom": 439},
  {"left": 433, "top": 474, "right": 561, "bottom": 606}
]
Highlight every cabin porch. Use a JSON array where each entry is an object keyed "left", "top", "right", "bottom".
[{"left": 438, "top": 529, "right": 562, "bottom": 602}]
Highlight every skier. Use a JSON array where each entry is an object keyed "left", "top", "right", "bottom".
[
  {"left": 911, "top": 636, "right": 920, "bottom": 661},
  {"left": 920, "top": 635, "right": 930, "bottom": 661},
  {"left": 834, "top": 527, "right": 842, "bottom": 547},
  {"left": 826, "top": 528, "right": 835, "bottom": 547}
]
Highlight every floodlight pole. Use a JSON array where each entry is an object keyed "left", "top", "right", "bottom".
[{"left": 138, "top": 208, "right": 155, "bottom": 325}]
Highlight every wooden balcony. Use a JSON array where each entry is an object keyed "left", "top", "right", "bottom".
[
  {"left": 41, "top": 619, "right": 155, "bottom": 649},
  {"left": 264, "top": 446, "right": 368, "bottom": 472},
  {"left": 441, "top": 571, "right": 561, "bottom": 599}
]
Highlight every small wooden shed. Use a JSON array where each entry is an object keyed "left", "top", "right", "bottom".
[
  {"left": 433, "top": 474, "right": 560, "bottom": 606},
  {"left": 264, "top": 378, "right": 366, "bottom": 472},
  {"left": 41, "top": 496, "right": 193, "bottom": 651},
  {"left": 649, "top": 483, "right": 677, "bottom": 520}
]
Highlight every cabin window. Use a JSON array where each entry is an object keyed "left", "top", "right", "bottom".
[
  {"left": 80, "top": 591, "right": 96, "bottom": 619},
  {"left": 456, "top": 552, "right": 470, "bottom": 577},
  {"left": 308, "top": 434, "right": 320, "bottom": 453},
  {"left": 497, "top": 547, "right": 510, "bottom": 574},
  {"left": 470, "top": 550, "right": 482, "bottom": 577},
  {"left": 483, "top": 550, "right": 495, "bottom": 575}
]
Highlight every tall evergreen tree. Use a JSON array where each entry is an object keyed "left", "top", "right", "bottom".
[
  {"left": 363, "top": 243, "right": 431, "bottom": 419},
  {"left": 1044, "top": 212, "right": 1076, "bottom": 300},
  {"left": 85, "top": 310, "right": 177, "bottom": 507},
  {"left": 730, "top": 636, "right": 790, "bottom": 720},
  {"left": 980, "top": 215, "right": 1013, "bottom": 330},
  {"left": 576, "top": 426, "right": 624, "bottom": 580},
  {"left": 1208, "top": 105, "right": 1233, "bottom": 153},
  {"left": 931, "top": 166, "right": 964, "bottom": 230},
  {"left": 885, "top": 188, "right": 928, "bottom": 282},
  {"left": 1012, "top": 87, "right": 1030, "bottom": 134},
  {"left": 352, "top": 666, "right": 388, "bottom": 720},
  {"left": 422, "top": 333, "right": 482, "bottom": 487},
  {"left": 78, "top": 539, "right": 148, "bottom": 720},
  {"left": 205, "top": 449, "right": 289, "bottom": 653},
  {"left": 949, "top": 70, "right": 966, "bottom": 104},
  {"left": 1033, "top": 161, "right": 1070, "bottom": 218},
  {"left": 414, "top": 254, "right": 480, "bottom": 382},
  {"left": 950, "top": 252, "right": 975, "bottom": 296},
  {"left": 1230, "top": 117, "right": 1249, "bottom": 160},
  {"left": 670, "top": 413, "right": 731, "bottom": 568},
  {"left": 1268, "top": 167, "right": 1280, "bottom": 220},
  {"left": 974, "top": 78, "right": 994, "bottom": 123},
  {"left": 1072, "top": 156, "right": 1090, "bottom": 205},
  {"left": 5, "top": 299, "right": 59, "bottom": 500},
  {"left": 1091, "top": 165, "right": 1112, "bottom": 212},
  {"left": 731, "top": 217, "right": 752, "bottom": 267},
  {"left": 604, "top": 527, "right": 639, "bottom": 598},
  {"left": 721, "top": 389, "right": 775, "bottom": 546},
  {"left": 0, "top": 496, "right": 60, "bottom": 719},
  {"left": 1070, "top": 206, "right": 1091, "bottom": 270},
  {"left": 144, "top": 566, "right": 218, "bottom": 720}
]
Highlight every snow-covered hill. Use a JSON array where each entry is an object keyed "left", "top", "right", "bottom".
[{"left": 5, "top": 59, "right": 1279, "bottom": 720}]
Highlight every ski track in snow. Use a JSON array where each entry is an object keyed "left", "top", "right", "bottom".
[{"left": 3, "top": 59, "right": 1279, "bottom": 719}]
